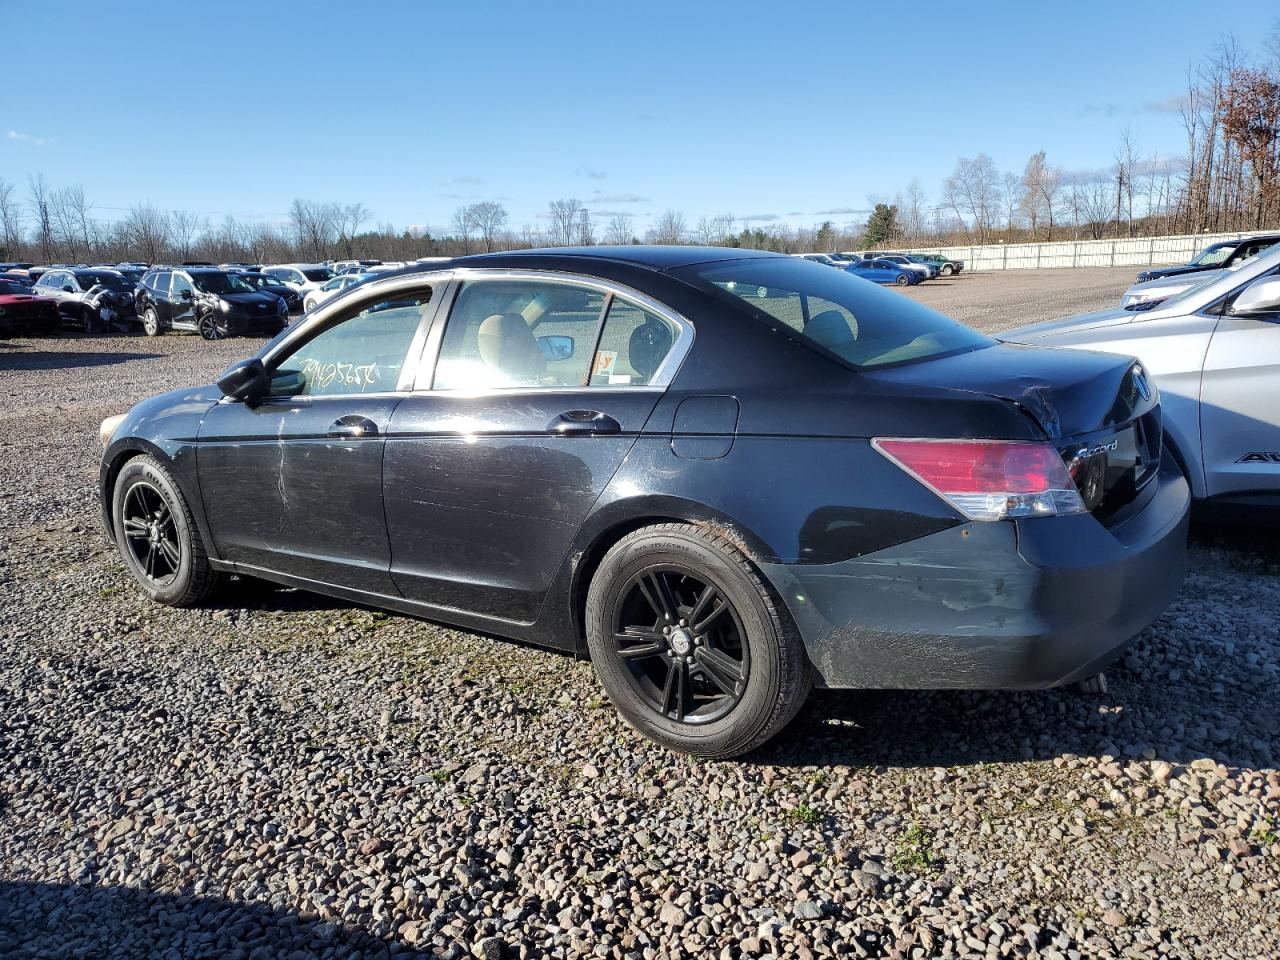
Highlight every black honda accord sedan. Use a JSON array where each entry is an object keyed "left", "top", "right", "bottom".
[{"left": 98, "top": 247, "right": 1190, "bottom": 757}]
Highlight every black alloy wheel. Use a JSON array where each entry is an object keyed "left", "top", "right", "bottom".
[
  {"left": 585, "top": 523, "right": 812, "bottom": 758},
  {"left": 120, "top": 481, "right": 181, "bottom": 585},
  {"left": 112, "top": 455, "right": 224, "bottom": 606},
  {"left": 197, "top": 312, "right": 225, "bottom": 340},
  {"left": 611, "top": 566, "right": 750, "bottom": 725}
]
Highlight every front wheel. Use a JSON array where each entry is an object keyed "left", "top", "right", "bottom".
[
  {"left": 197, "top": 312, "right": 225, "bottom": 340},
  {"left": 81, "top": 305, "right": 101, "bottom": 334},
  {"left": 142, "top": 307, "right": 161, "bottom": 337},
  {"left": 585, "top": 523, "right": 812, "bottom": 758},
  {"left": 894, "top": 273, "right": 910, "bottom": 286},
  {"left": 112, "top": 455, "right": 224, "bottom": 606}
]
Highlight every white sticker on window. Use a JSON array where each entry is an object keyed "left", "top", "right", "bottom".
[{"left": 608, "top": 374, "right": 631, "bottom": 385}]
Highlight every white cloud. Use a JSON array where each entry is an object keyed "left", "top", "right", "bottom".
[{"left": 7, "top": 130, "right": 49, "bottom": 146}]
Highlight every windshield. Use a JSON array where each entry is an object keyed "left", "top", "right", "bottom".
[
  {"left": 78, "top": 272, "right": 132, "bottom": 290},
  {"left": 1191, "top": 243, "right": 1233, "bottom": 267},
  {"left": 303, "top": 268, "right": 335, "bottom": 282},
  {"left": 192, "top": 272, "right": 253, "bottom": 294},
  {"left": 0, "top": 280, "right": 29, "bottom": 295},
  {"left": 675, "top": 257, "right": 992, "bottom": 369},
  {"left": 256, "top": 275, "right": 287, "bottom": 287}
]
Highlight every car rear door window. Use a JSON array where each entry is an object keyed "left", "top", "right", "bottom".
[
  {"left": 590, "top": 298, "right": 678, "bottom": 386},
  {"left": 432, "top": 280, "right": 606, "bottom": 390},
  {"left": 272, "top": 292, "right": 432, "bottom": 397}
]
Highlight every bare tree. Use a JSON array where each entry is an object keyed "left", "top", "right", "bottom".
[
  {"left": 124, "top": 204, "right": 171, "bottom": 263},
  {"left": 1020, "top": 151, "right": 1061, "bottom": 240},
  {"left": 467, "top": 201, "right": 508, "bottom": 252},
  {"left": 289, "top": 199, "right": 334, "bottom": 260},
  {"left": 605, "top": 213, "right": 633, "bottom": 245},
  {"left": 694, "top": 213, "right": 735, "bottom": 245},
  {"left": 650, "top": 209, "right": 687, "bottom": 244},
  {"left": 170, "top": 210, "right": 207, "bottom": 260},
  {"left": 28, "top": 174, "right": 53, "bottom": 262},
  {"left": 942, "top": 155, "right": 1002, "bottom": 243},
  {"left": 902, "top": 180, "right": 928, "bottom": 242},
  {"left": 546, "top": 198, "right": 583, "bottom": 246},
  {"left": 0, "top": 178, "right": 23, "bottom": 257},
  {"left": 451, "top": 205, "right": 475, "bottom": 253},
  {"left": 334, "top": 202, "right": 371, "bottom": 258},
  {"left": 1115, "top": 127, "right": 1140, "bottom": 236},
  {"left": 1002, "top": 172, "right": 1021, "bottom": 233}
]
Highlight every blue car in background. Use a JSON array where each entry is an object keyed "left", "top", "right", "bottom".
[{"left": 846, "top": 258, "right": 922, "bottom": 286}]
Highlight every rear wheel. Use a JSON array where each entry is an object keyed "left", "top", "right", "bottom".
[
  {"left": 142, "top": 307, "right": 161, "bottom": 337},
  {"left": 112, "top": 455, "right": 224, "bottom": 606},
  {"left": 585, "top": 523, "right": 811, "bottom": 758}
]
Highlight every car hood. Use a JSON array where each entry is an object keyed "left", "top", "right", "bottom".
[
  {"left": 1139, "top": 263, "right": 1207, "bottom": 281},
  {"left": 218, "top": 291, "right": 281, "bottom": 308},
  {"left": 999, "top": 307, "right": 1135, "bottom": 343},
  {"left": 868, "top": 341, "right": 1152, "bottom": 439},
  {"left": 0, "top": 293, "right": 54, "bottom": 305}
]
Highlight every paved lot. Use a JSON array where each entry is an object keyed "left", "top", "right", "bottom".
[{"left": 1, "top": 271, "right": 1277, "bottom": 959}]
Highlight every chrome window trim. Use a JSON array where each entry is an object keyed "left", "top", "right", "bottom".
[{"left": 417, "top": 267, "right": 695, "bottom": 392}]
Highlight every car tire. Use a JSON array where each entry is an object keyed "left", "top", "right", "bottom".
[
  {"left": 941, "top": 264, "right": 954, "bottom": 276},
  {"left": 197, "top": 312, "right": 225, "bottom": 340},
  {"left": 895, "top": 273, "right": 909, "bottom": 286},
  {"left": 81, "top": 304, "right": 100, "bottom": 334},
  {"left": 112, "top": 455, "right": 225, "bottom": 607},
  {"left": 585, "top": 522, "right": 812, "bottom": 758},
  {"left": 142, "top": 307, "right": 161, "bottom": 337}
]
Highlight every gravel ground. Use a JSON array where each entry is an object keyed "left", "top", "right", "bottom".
[
  {"left": 895, "top": 266, "right": 1140, "bottom": 334},
  {"left": 2, "top": 273, "right": 1277, "bottom": 960}
]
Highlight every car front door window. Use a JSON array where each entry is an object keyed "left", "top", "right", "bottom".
[{"left": 271, "top": 292, "right": 431, "bottom": 397}]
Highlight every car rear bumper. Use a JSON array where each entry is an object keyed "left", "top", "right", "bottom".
[{"left": 760, "top": 453, "right": 1190, "bottom": 690}]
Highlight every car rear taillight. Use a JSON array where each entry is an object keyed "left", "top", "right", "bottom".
[{"left": 873, "top": 438, "right": 1087, "bottom": 521}]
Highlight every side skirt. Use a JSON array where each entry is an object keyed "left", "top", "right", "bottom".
[{"left": 212, "top": 559, "right": 577, "bottom": 652}]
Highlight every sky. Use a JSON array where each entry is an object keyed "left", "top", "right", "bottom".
[{"left": 2, "top": 0, "right": 1277, "bottom": 237}]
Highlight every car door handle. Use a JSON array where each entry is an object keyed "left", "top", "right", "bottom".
[
  {"left": 547, "top": 410, "right": 622, "bottom": 436},
  {"left": 327, "top": 415, "right": 379, "bottom": 439}
]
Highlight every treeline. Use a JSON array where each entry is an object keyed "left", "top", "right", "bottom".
[{"left": 2, "top": 31, "right": 1278, "bottom": 264}]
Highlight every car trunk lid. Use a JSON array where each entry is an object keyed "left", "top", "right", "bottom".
[{"left": 870, "top": 342, "right": 1162, "bottom": 520}]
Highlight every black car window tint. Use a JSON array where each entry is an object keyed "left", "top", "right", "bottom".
[
  {"left": 171, "top": 273, "right": 193, "bottom": 295},
  {"left": 155, "top": 272, "right": 172, "bottom": 294},
  {"left": 274, "top": 293, "right": 431, "bottom": 397},
  {"left": 432, "top": 281, "right": 605, "bottom": 390},
  {"left": 590, "top": 299, "right": 678, "bottom": 387}
]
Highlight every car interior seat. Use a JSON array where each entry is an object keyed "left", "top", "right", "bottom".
[{"left": 477, "top": 312, "right": 546, "bottom": 383}]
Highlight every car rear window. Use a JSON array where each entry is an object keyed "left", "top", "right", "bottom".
[{"left": 673, "top": 257, "right": 992, "bottom": 369}]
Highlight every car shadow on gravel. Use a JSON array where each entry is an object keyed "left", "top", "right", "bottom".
[
  {"left": 0, "top": 350, "right": 162, "bottom": 370},
  {"left": 0, "top": 880, "right": 431, "bottom": 958},
  {"left": 759, "top": 527, "right": 1279, "bottom": 773}
]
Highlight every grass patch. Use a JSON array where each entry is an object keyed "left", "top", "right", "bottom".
[
  {"left": 785, "top": 803, "right": 823, "bottom": 826},
  {"left": 891, "top": 823, "right": 937, "bottom": 873}
]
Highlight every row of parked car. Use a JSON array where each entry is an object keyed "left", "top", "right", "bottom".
[
  {"left": 795, "top": 251, "right": 966, "bottom": 286},
  {"left": 0, "top": 257, "right": 429, "bottom": 339}
]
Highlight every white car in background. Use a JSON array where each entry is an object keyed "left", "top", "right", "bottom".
[
  {"left": 302, "top": 272, "right": 374, "bottom": 312},
  {"left": 260, "top": 264, "right": 335, "bottom": 296},
  {"left": 1120, "top": 269, "right": 1228, "bottom": 310},
  {"left": 1005, "top": 246, "right": 1280, "bottom": 518}
]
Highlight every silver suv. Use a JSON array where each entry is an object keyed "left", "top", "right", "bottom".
[{"left": 1004, "top": 247, "right": 1280, "bottom": 516}]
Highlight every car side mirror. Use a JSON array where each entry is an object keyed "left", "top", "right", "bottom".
[
  {"left": 62, "top": 285, "right": 75, "bottom": 293},
  {"left": 1229, "top": 276, "right": 1280, "bottom": 316},
  {"left": 537, "top": 335, "right": 575, "bottom": 361},
  {"left": 180, "top": 289, "right": 194, "bottom": 300},
  {"left": 216, "top": 358, "right": 266, "bottom": 400}
]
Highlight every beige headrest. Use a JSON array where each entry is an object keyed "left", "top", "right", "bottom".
[{"left": 476, "top": 313, "right": 546, "bottom": 382}]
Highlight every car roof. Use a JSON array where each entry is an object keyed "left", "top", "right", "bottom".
[{"left": 385, "top": 245, "right": 782, "bottom": 279}]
